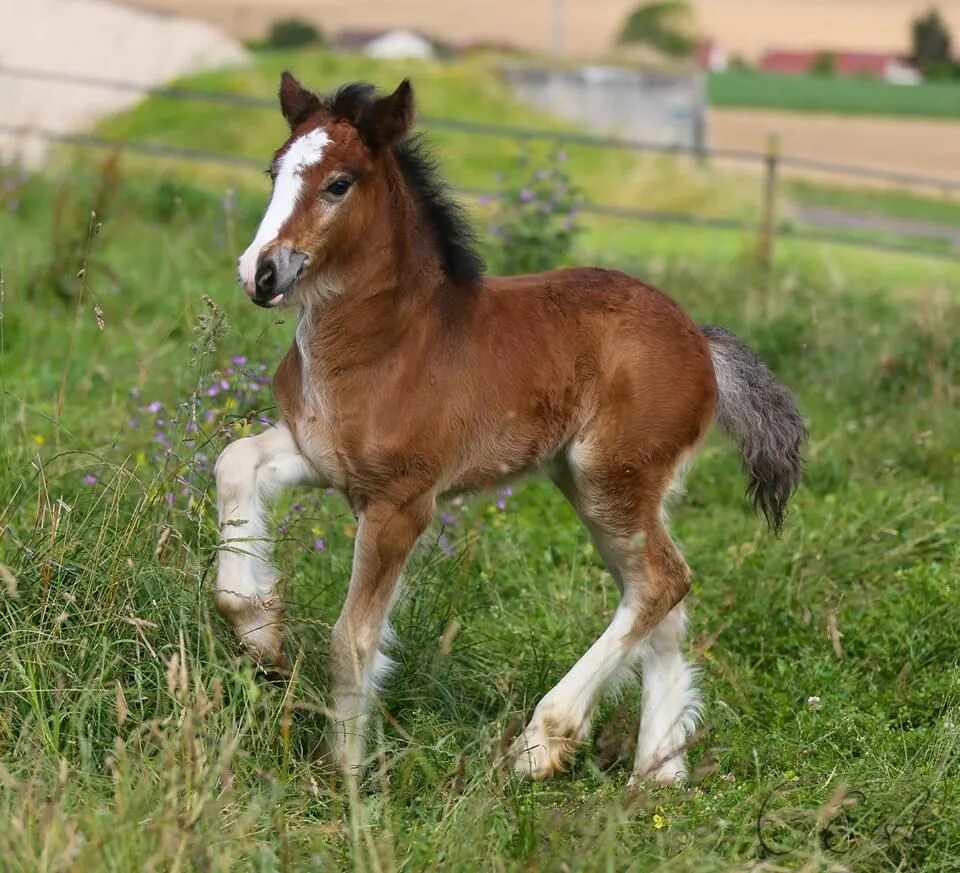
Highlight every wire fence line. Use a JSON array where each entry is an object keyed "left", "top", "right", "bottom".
[
  {"left": 5, "top": 121, "right": 958, "bottom": 264},
  {"left": 2, "top": 67, "right": 960, "bottom": 264},
  {"left": 4, "top": 63, "right": 960, "bottom": 193}
]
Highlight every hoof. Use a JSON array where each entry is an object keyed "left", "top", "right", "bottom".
[
  {"left": 215, "top": 589, "right": 287, "bottom": 672},
  {"left": 510, "top": 715, "right": 583, "bottom": 780},
  {"left": 629, "top": 756, "right": 688, "bottom": 789}
]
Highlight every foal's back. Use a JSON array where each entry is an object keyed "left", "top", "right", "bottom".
[{"left": 424, "top": 266, "right": 717, "bottom": 492}]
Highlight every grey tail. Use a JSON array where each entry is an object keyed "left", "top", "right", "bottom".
[{"left": 701, "top": 325, "right": 807, "bottom": 534}]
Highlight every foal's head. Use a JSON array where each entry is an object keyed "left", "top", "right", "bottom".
[{"left": 238, "top": 73, "right": 483, "bottom": 308}]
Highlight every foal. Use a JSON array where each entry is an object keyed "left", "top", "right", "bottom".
[{"left": 215, "top": 74, "right": 806, "bottom": 784}]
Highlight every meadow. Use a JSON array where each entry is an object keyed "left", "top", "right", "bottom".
[
  {"left": 708, "top": 70, "right": 960, "bottom": 120},
  {"left": 1, "top": 51, "right": 959, "bottom": 872}
]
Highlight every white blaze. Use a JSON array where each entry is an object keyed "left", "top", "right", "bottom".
[{"left": 238, "top": 128, "right": 331, "bottom": 291}]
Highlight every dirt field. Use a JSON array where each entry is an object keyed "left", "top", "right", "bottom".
[
  {"left": 711, "top": 108, "right": 960, "bottom": 185},
  {"left": 120, "top": 0, "right": 959, "bottom": 59}
]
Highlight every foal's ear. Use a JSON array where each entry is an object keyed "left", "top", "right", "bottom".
[
  {"left": 278, "top": 71, "right": 321, "bottom": 129},
  {"left": 363, "top": 79, "right": 415, "bottom": 149}
]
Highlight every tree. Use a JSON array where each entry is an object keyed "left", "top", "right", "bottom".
[
  {"left": 617, "top": 1, "right": 697, "bottom": 59},
  {"left": 809, "top": 52, "right": 837, "bottom": 77},
  {"left": 267, "top": 18, "right": 323, "bottom": 50},
  {"left": 912, "top": 8, "right": 952, "bottom": 73}
]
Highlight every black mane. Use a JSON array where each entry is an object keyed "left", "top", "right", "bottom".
[{"left": 326, "top": 82, "right": 485, "bottom": 285}]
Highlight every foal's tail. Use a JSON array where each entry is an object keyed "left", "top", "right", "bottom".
[{"left": 701, "top": 325, "right": 807, "bottom": 534}]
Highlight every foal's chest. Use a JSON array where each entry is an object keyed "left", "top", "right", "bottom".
[{"left": 296, "top": 415, "right": 349, "bottom": 489}]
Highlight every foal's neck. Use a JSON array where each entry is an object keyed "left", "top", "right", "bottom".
[{"left": 298, "top": 159, "right": 449, "bottom": 374}]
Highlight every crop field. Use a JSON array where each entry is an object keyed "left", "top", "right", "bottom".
[
  {"left": 709, "top": 71, "right": 960, "bottom": 120},
  {"left": 1, "top": 50, "right": 959, "bottom": 872}
]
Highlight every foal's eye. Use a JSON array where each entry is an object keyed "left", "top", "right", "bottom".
[{"left": 326, "top": 178, "right": 352, "bottom": 198}]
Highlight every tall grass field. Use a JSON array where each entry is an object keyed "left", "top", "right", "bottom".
[{"left": 1, "top": 52, "right": 959, "bottom": 872}]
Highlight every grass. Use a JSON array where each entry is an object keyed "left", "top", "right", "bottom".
[
  {"left": 93, "top": 47, "right": 763, "bottom": 223},
  {"left": 709, "top": 70, "right": 960, "bottom": 119},
  {"left": 1, "top": 142, "right": 959, "bottom": 871},
  {"left": 784, "top": 180, "right": 960, "bottom": 226},
  {"left": 83, "top": 46, "right": 960, "bottom": 261}
]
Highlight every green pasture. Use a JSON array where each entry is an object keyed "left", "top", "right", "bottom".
[
  {"left": 0, "top": 49, "right": 958, "bottom": 872},
  {"left": 708, "top": 70, "right": 960, "bottom": 119}
]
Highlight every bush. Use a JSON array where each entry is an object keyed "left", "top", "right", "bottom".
[
  {"left": 487, "top": 150, "right": 582, "bottom": 275},
  {"left": 809, "top": 52, "right": 836, "bottom": 77},
  {"left": 266, "top": 18, "right": 323, "bottom": 50}
]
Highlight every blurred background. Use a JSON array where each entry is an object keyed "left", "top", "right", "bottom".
[{"left": 3, "top": 0, "right": 960, "bottom": 262}]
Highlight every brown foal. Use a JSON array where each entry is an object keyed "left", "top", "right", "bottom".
[{"left": 215, "top": 74, "right": 806, "bottom": 784}]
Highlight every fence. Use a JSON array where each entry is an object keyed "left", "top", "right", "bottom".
[{"left": 2, "top": 64, "right": 959, "bottom": 264}]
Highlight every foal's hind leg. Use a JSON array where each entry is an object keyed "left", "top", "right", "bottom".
[
  {"left": 632, "top": 602, "right": 699, "bottom": 785},
  {"left": 512, "top": 445, "right": 696, "bottom": 781},
  {"left": 214, "top": 424, "right": 318, "bottom": 670}
]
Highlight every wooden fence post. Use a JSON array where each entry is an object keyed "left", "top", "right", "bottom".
[{"left": 758, "top": 133, "right": 780, "bottom": 267}]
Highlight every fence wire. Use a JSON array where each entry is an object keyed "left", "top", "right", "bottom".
[{"left": 2, "top": 64, "right": 960, "bottom": 264}]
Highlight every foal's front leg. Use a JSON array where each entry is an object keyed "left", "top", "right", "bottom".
[
  {"left": 327, "top": 496, "right": 433, "bottom": 774},
  {"left": 214, "top": 424, "right": 319, "bottom": 670}
]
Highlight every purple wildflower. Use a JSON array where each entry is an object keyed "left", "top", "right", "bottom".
[
  {"left": 520, "top": 189, "right": 535, "bottom": 203},
  {"left": 221, "top": 188, "right": 236, "bottom": 216},
  {"left": 147, "top": 401, "right": 162, "bottom": 413},
  {"left": 438, "top": 533, "right": 455, "bottom": 557},
  {"left": 82, "top": 474, "right": 98, "bottom": 486},
  {"left": 232, "top": 355, "right": 248, "bottom": 367},
  {"left": 314, "top": 538, "right": 326, "bottom": 551}
]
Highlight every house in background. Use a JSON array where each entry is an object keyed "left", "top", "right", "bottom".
[
  {"left": 333, "top": 28, "right": 437, "bottom": 60},
  {"left": 695, "top": 40, "right": 728, "bottom": 73},
  {"left": 759, "top": 49, "right": 922, "bottom": 84}
]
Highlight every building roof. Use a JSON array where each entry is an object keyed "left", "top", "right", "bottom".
[{"left": 760, "top": 48, "right": 911, "bottom": 77}]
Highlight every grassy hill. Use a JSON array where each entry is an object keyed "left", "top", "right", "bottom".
[{"left": 94, "top": 48, "right": 761, "bottom": 221}]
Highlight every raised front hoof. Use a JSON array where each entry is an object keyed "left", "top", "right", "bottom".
[
  {"left": 252, "top": 641, "right": 292, "bottom": 679},
  {"left": 215, "top": 590, "right": 289, "bottom": 674}
]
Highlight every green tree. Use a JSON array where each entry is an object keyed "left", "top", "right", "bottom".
[
  {"left": 266, "top": 18, "right": 323, "bottom": 50},
  {"left": 617, "top": 1, "right": 698, "bottom": 58},
  {"left": 911, "top": 8, "right": 952, "bottom": 73},
  {"left": 809, "top": 52, "right": 837, "bottom": 77}
]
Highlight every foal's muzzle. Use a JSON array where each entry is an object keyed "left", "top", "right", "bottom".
[{"left": 249, "top": 247, "right": 308, "bottom": 308}]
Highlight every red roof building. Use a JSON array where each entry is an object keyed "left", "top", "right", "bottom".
[{"left": 759, "top": 49, "right": 921, "bottom": 84}]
